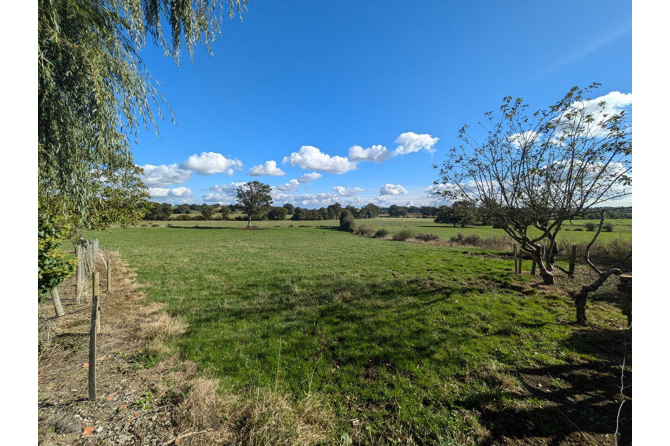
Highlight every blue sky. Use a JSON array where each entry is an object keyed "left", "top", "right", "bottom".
[{"left": 131, "top": 0, "right": 633, "bottom": 208}]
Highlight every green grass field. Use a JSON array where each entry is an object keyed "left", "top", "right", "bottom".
[
  {"left": 152, "top": 216, "right": 632, "bottom": 241},
  {"left": 89, "top": 220, "right": 631, "bottom": 443}
]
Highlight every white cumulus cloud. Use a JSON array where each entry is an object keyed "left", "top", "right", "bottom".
[
  {"left": 140, "top": 164, "right": 191, "bottom": 187},
  {"left": 249, "top": 160, "right": 285, "bottom": 176},
  {"left": 181, "top": 152, "right": 243, "bottom": 175},
  {"left": 298, "top": 172, "right": 322, "bottom": 183},
  {"left": 208, "top": 182, "right": 247, "bottom": 195},
  {"left": 147, "top": 186, "right": 192, "bottom": 199},
  {"left": 332, "top": 186, "right": 365, "bottom": 196},
  {"left": 282, "top": 146, "right": 357, "bottom": 174},
  {"left": 348, "top": 144, "right": 392, "bottom": 162},
  {"left": 274, "top": 179, "right": 300, "bottom": 192},
  {"left": 379, "top": 184, "right": 408, "bottom": 195},
  {"left": 394, "top": 132, "right": 439, "bottom": 155}
]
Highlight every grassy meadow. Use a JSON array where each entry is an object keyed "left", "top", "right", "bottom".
[{"left": 88, "top": 219, "right": 631, "bottom": 444}]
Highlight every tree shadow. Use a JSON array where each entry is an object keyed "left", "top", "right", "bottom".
[{"left": 459, "top": 326, "right": 631, "bottom": 445}]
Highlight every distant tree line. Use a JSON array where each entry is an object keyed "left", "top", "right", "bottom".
[{"left": 141, "top": 200, "right": 631, "bottom": 224}]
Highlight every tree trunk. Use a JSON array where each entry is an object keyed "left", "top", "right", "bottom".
[
  {"left": 51, "top": 287, "right": 64, "bottom": 317},
  {"left": 540, "top": 270, "right": 555, "bottom": 285},
  {"left": 573, "top": 268, "right": 622, "bottom": 325},
  {"left": 530, "top": 247, "right": 555, "bottom": 285},
  {"left": 247, "top": 215, "right": 252, "bottom": 228}
]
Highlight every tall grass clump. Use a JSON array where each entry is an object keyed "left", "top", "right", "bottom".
[
  {"left": 415, "top": 233, "right": 439, "bottom": 242},
  {"left": 392, "top": 229, "right": 415, "bottom": 241},
  {"left": 374, "top": 228, "right": 389, "bottom": 238},
  {"left": 450, "top": 233, "right": 482, "bottom": 246},
  {"left": 356, "top": 225, "right": 374, "bottom": 237}
]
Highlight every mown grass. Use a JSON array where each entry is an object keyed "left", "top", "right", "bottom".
[{"left": 90, "top": 223, "right": 629, "bottom": 443}]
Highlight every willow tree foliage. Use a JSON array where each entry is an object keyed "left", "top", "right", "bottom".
[
  {"left": 435, "top": 84, "right": 632, "bottom": 285},
  {"left": 38, "top": 0, "right": 248, "bottom": 291}
]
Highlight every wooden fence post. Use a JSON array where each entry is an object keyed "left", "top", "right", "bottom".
[
  {"left": 75, "top": 245, "right": 83, "bottom": 304},
  {"left": 93, "top": 272, "right": 101, "bottom": 334},
  {"left": 88, "top": 292, "right": 99, "bottom": 401},
  {"left": 51, "top": 286, "right": 65, "bottom": 317},
  {"left": 530, "top": 255, "right": 537, "bottom": 276},
  {"left": 105, "top": 248, "right": 112, "bottom": 292},
  {"left": 568, "top": 245, "right": 577, "bottom": 276},
  {"left": 513, "top": 243, "right": 519, "bottom": 274}
]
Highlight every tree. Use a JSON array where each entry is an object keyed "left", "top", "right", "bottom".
[
  {"left": 236, "top": 181, "right": 273, "bottom": 228},
  {"left": 201, "top": 204, "right": 215, "bottom": 220},
  {"left": 327, "top": 203, "right": 343, "bottom": 220},
  {"left": 450, "top": 200, "right": 480, "bottom": 227},
  {"left": 219, "top": 205, "right": 231, "bottom": 220},
  {"left": 38, "top": 0, "right": 247, "bottom": 289},
  {"left": 360, "top": 203, "right": 381, "bottom": 219},
  {"left": 339, "top": 210, "right": 356, "bottom": 232},
  {"left": 435, "top": 84, "right": 631, "bottom": 285},
  {"left": 282, "top": 203, "right": 295, "bottom": 215},
  {"left": 268, "top": 206, "right": 288, "bottom": 221},
  {"left": 572, "top": 210, "right": 631, "bottom": 324},
  {"left": 388, "top": 205, "right": 409, "bottom": 218}
]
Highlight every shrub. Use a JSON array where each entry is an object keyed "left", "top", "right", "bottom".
[
  {"left": 374, "top": 228, "right": 389, "bottom": 238},
  {"left": 415, "top": 233, "right": 439, "bottom": 242},
  {"left": 584, "top": 222, "right": 597, "bottom": 231},
  {"left": 392, "top": 229, "right": 414, "bottom": 241},
  {"left": 356, "top": 225, "right": 374, "bottom": 236},
  {"left": 603, "top": 222, "right": 615, "bottom": 232},
  {"left": 450, "top": 233, "right": 482, "bottom": 246},
  {"left": 177, "top": 214, "right": 191, "bottom": 221},
  {"left": 151, "top": 224, "right": 160, "bottom": 227},
  {"left": 339, "top": 210, "right": 355, "bottom": 232}
]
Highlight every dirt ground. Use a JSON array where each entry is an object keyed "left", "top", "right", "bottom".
[
  {"left": 38, "top": 252, "right": 631, "bottom": 445},
  {"left": 38, "top": 252, "right": 201, "bottom": 445}
]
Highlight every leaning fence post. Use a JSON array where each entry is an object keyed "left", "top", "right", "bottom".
[
  {"left": 88, "top": 292, "right": 99, "bottom": 401},
  {"left": 51, "top": 286, "right": 65, "bottom": 317},
  {"left": 568, "top": 245, "right": 577, "bottom": 276}
]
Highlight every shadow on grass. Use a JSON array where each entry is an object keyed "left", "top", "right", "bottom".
[
  {"left": 165, "top": 225, "right": 268, "bottom": 230},
  {"left": 460, "top": 326, "right": 631, "bottom": 445}
]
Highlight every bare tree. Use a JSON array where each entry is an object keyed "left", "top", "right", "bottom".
[{"left": 435, "top": 84, "right": 631, "bottom": 285}]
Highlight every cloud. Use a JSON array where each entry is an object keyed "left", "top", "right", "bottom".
[
  {"left": 348, "top": 144, "right": 392, "bottom": 162},
  {"left": 208, "top": 182, "right": 247, "bottom": 195},
  {"left": 202, "top": 182, "right": 247, "bottom": 203},
  {"left": 140, "top": 164, "right": 191, "bottom": 187},
  {"left": 298, "top": 172, "right": 322, "bottom": 183},
  {"left": 249, "top": 160, "right": 285, "bottom": 176},
  {"left": 282, "top": 146, "right": 357, "bottom": 174},
  {"left": 394, "top": 132, "right": 439, "bottom": 155},
  {"left": 169, "top": 187, "right": 192, "bottom": 198},
  {"left": 332, "top": 186, "right": 365, "bottom": 196},
  {"left": 379, "top": 183, "right": 408, "bottom": 195},
  {"left": 148, "top": 186, "right": 192, "bottom": 199},
  {"left": 181, "top": 152, "right": 243, "bottom": 175},
  {"left": 274, "top": 179, "right": 300, "bottom": 192}
]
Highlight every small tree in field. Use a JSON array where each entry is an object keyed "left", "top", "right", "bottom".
[
  {"left": 236, "top": 181, "right": 273, "bottom": 228},
  {"left": 435, "top": 84, "right": 631, "bottom": 285}
]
